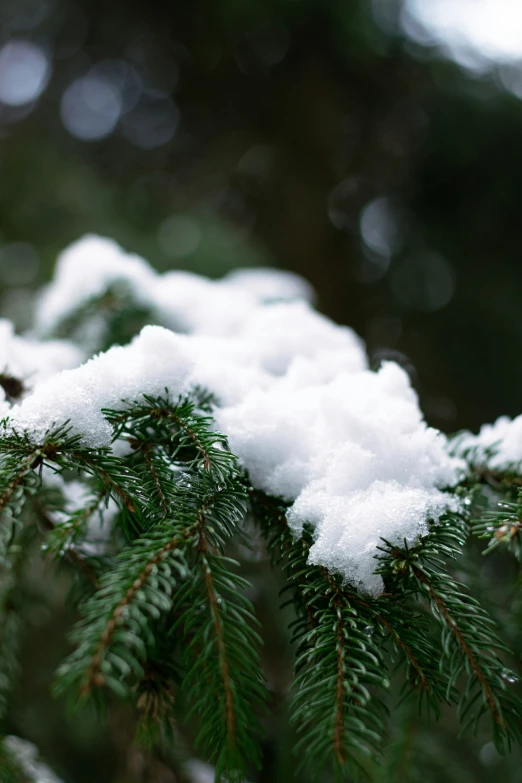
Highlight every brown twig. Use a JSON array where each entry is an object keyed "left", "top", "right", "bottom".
[
  {"left": 334, "top": 601, "right": 346, "bottom": 764},
  {"left": 82, "top": 531, "right": 191, "bottom": 694},
  {"left": 72, "top": 453, "right": 136, "bottom": 512},
  {"left": 412, "top": 565, "right": 504, "bottom": 728},
  {"left": 142, "top": 445, "right": 168, "bottom": 515}
]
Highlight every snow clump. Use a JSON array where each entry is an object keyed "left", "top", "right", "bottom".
[
  {"left": 450, "top": 415, "right": 522, "bottom": 471},
  {"left": 6, "top": 235, "right": 465, "bottom": 593}
]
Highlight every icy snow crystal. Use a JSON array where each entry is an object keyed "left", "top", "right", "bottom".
[
  {"left": 8, "top": 235, "right": 465, "bottom": 593},
  {"left": 0, "top": 318, "right": 83, "bottom": 418}
]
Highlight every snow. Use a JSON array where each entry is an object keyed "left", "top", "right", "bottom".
[
  {"left": 217, "top": 362, "right": 461, "bottom": 593},
  {"left": 35, "top": 235, "right": 157, "bottom": 335},
  {"left": 0, "top": 318, "right": 83, "bottom": 417},
  {"left": 450, "top": 414, "right": 522, "bottom": 470},
  {"left": 34, "top": 235, "right": 315, "bottom": 342},
  {"left": 3, "top": 735, "right": 64, "bottom": 783},
  {"left": 9, "top": 326, "right": 193, "bottom": 448},
  {"left": 6, "top": 235, "right": 466, "bottom": 593},
  {"left": 223, "top": 266, "right": 315, "bottom": 303}
]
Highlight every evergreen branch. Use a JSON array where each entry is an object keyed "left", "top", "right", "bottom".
[
  {"left": 251, "top": 491, "right": 388, "bottom": 775},
  {"left": 104, "top": 395, "right": 237, "bottom": 482},
  {"left": 142, "top": 445, "right": 168, "bottom": 516},
  {"left": 471, "top": 495, "right": 522, "bottom": 561},
  {"left": 0, "top": 423, "right": 145, "bottom": 537},
  {"left": 352, "top": 597, "right": 430, "bottom": 695},
  {"left": 83, "top": 529, "right": 188, "bottom": 693},
  {"left": 55, "top": 469, "right": 248, "bottom": 698},
  {"left": 413, "top": 565, "right": 501, "bottom": 722},
  {"left": 54, "top": 520, "right": 193, "bottom": 699},
  {"left": 0, "top": 526, "right": 33, "bottom": 723},
  {"left": 334, "top": 599, "right": 348, "bottom": 765},
  {"left": 70, "top": 452, "right": 138, "bottom": 514},
  {"left": 172, "top": 550, "right": 265, "bottom": 781},
  {"left": 41, "top": 487, "right": 107, "bottom": 557},
  {"left": 0, "top": 450, "right": 43, "bottom": 518},
  {"left": 379, "top": 517, "right": 522, "bottom": 751},
  {"left": 33, "top": 499, "right": 101, "bottom": 588},
  {"left": 200, "top": 547, "right": 236, "bottom": 744}
]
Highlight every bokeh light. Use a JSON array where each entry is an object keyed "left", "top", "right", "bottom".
[
  {"left": 60, "top": 72, "right": 122, "bottom": 141},
  {"left": 391, "top": 253, "right": 455, "bottom": 312},
  {"left": 0, "top": 41, "right": 50, "bottom": 107}
]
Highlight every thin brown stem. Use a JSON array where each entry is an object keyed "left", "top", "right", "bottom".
[
  {"left": 72, "top": 454, "right": 136, "bottom": 512},
  {"left": 82, "top": 530, "right": 191, "bottom": 694},
  {"left": 334, "top": 601, "right": 346, "bottom": 764},
  {"left": 352, "top": 595, "right": 430, "bottom": 693},
  {"left": 471, "top": 465, "right": 522, "bottom": 491},
  {"left": 198, "top": 530, "right": 236, "bottom": 747},
  {"left": 142, "top": 445, "right": 168, "bottom": 515},
  {"left": 412, "top": 565, "right": 504, "bottom": 728}
]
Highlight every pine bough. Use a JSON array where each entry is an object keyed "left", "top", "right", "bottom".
[{"left": 0, "top": 237, "right": 521, "bottom": 782}]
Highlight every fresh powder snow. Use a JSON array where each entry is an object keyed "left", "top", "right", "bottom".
[{"left": 3, "top": 235, "right": 466, "bottom": 593}]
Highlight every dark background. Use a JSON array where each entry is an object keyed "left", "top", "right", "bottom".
[
  {"left": 2, "top": 0, "right": 522, "bottom": 436},
  {"left": 2, "top": 1, "right": 522, "bottom": 781}
]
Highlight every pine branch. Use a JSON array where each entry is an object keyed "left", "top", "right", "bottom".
[
  {"left": 172, "top": 549, "right": 265, "bottom": 781},
  {"left": 40, "top": 488, "right": 107, "bottom": 559},
  {"left": 54, "top": 517, "right": 194, "bottom": 699},
  {"left": 471, "top": 493, "right": 522, "bottom": 561},
  {"left": 0, "top": 423, "right": 146, "bottom": 537},
  {"left": 252, "top": 491, "right": 389, "bottom": 777},
  {"left": 0, "top": 742, "right": 29, "bottom": 783},
  {"left": 0, "top": 525, "right": 34, "bottom": 723},
  {"left": 378, "top": 515, "right": 522, "bottom": 752},
  {"left": 33, "top": 499, "right": 101, "bottom": 587},
  {"left": 104, "top": 395, "right": 237, "bottom": 482}
]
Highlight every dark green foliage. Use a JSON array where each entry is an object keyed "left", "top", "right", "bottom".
[
  {"left": 379, "top": 515, "right": 522, "bottom": 753},
  {"left": 472, "top": 493, "right": 522, "bottom": 562},
  {"left": 51, "top": 285, "right": 155, "bottom": 353},
  {"left": 0, "top": 744, "right": 30, "bottom": 783},
  {"left": 1, "top": 397, "right": 522, "bottom": 781},
  {"left": 255, "top": 497, "right": 389, "bottom": 776},
  {"left": 172, "top": 552, "right": 265, "bottom": 780}
]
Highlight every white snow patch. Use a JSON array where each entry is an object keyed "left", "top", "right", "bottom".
[
  {"left": 9, "top": 326, "right": 193, "bottom": 448},
  {"left": 34, "top": 235, "right": 314, "bottom": 341},
  {"left": 218, "top": 362, "right": 461, "bottom": 593},
  {"left": 451, "top": 414, "right": 522, "bottom": 470},
  {"left": 0, "top": 319, "right": 83, "bottom": 417},
  {"left": 8, "top": 235, "right": 465, "bottom": 593},
  {"left": 3, "top": 735, "right": 64, "bottom": 783},
  {"left": 35, "top": 235, "right": 157, "bottom": 335},
  {"left": 223, "top": 266, "right": 315, "bottom": 303}
]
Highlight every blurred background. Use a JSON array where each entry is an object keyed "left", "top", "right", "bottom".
[
  {"left": 2, "top": 0, "right": 522, "bottom": 436},
  {"left": 2, "top": 1, "right": 522, "bottom": 781}
]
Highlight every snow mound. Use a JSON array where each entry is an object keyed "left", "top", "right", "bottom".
[
  {"left": 8, "top": 235, "right": 465, "bottom": 593},
  {"left": 34, "top": 234, "right": 314, "bottom": 341}
]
